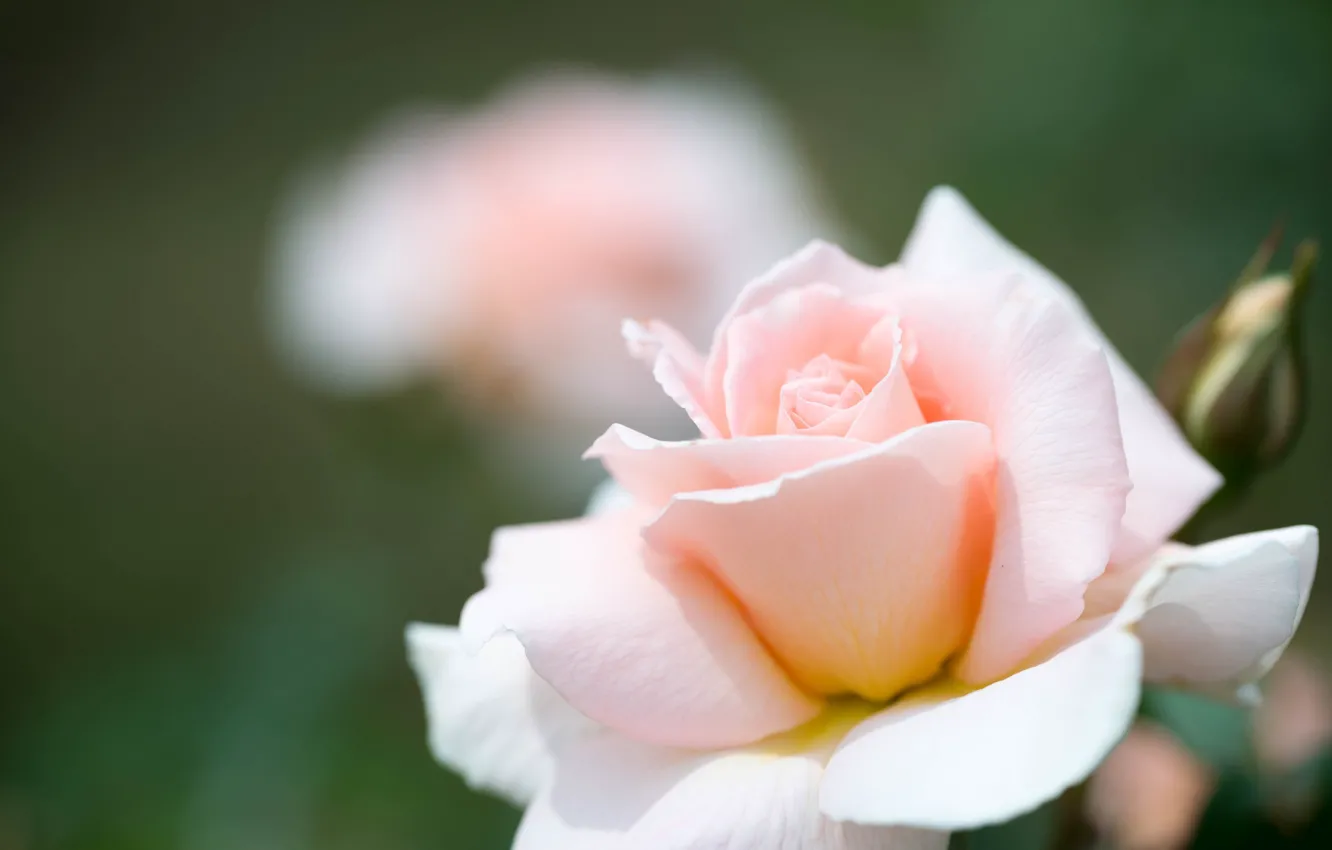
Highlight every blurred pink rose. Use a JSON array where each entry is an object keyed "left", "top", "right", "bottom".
[
  {"left": 409, "top": 188, "right": 1319, "bottom": 848},
  {"left": 1254, "top": 654, "right": 1332, "bottom": 828},
  {"left": 1255, "top": 654, "right": 1332, "bottom": 774},
  {"left": 1088, "top": 655, "right": 1332, "bottom": 849},
  {"left": 273, "top": 70, "right": 836, "bottom": 443},
  {"left": 1087, "top": 723, "right": 1214, "bottom": 850}
]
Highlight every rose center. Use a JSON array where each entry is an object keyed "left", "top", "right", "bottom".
[{"left": 777, "top": 354, "right": 884, "bottom": 435}]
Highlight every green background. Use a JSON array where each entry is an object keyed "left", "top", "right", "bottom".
[{"left": 4, "top": 1, "right": 1331, "bottom": 847}]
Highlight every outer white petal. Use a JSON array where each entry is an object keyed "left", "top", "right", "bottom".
[
  {"left": 1128, "top": 526, "right": 1318, "bottom": 696},
  {"left": 406, "top": 624, "right": 595, "bottom": 805},
  {"left": 514, "top": 722, "right": 946, "bottom": 850},
  {"left": 820, "top": 627, "right": 1142, "bottom": 830},
  {"left": 900, "top": 186, "right": 1222, "bottom": 562}
]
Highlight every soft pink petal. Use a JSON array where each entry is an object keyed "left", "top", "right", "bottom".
[
  {"left": 645, "top": 420, "right": 995, "bottom": 701},
  {"left": 893, "top": 280, "right": 1132, "bottom": 683},
  {"left": 623, "top": 318, "right": 723, "bottom": 437},
  {"left": 900, "top": 186, "right": 1222, "bottom": 560},
  {"left": 722, "top": 284, "right": 888, "bottom": 436},
  {"left": 715, "top": 239, "right": 889, "bottom": 342},
  {"left": 819, "top": 627, "right": 1142, "bottom": 829},
  {"left": 406, "top": 625, "right": 595, "bottom": 805},
  {"left": 845, "top": 323, "right": 926, "bottom": 442},
  {"left": 702, "top": 242, "right": 891, "bottom": 434},
  {"left": 586, "top": 423, "right": 866, "bottom": 508},
  {"left": 458, "top": 510, "right": 820, "bottom": 749},
  {"left": 516, "top": 718, "right": 947, "bottom": 850}
]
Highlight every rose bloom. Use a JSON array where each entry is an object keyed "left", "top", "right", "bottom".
[
  {"left": 1087, "top": 723, "right": 1214, "bottom": 850},
  {"left": 1254, "top": 654, "right": 1332, "bottom": 775},
  {"left": 409, "top": 188, "right": 1319, "bottom": 848},
  {"left": 272, "top": 69, "right": 834, "bottom": 444}
]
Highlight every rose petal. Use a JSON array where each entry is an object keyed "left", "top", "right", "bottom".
[
  {"left": 516, "top": 722, "right": 947, "bottom": 850},
  {"left": 900, "top": 186, "right": 1222, "bottom": 562},
  {"left": 645, "top": 420, "right": 995, "bottom": 701},
  {"left": 586, "top": 423, "right": 866, "bottom": 508},
  {"left": 701, "top": 242, "right": 890, "bottom": 431},
  {"left": 715, "top": 240, "right": 888, "bottom": 343},
  {"left": 893, "top": 280, "right": 1132, "bottom": 683},
  {"left": 459, "top": 510, "right": 820, "bottom": 749},
  {"left": 405, "top": 625, "right": 594, "bottom": 805},
  {"left": 623, "top": 318, "right": 724, "bottom": 438},
  {"left": 844, "top": 323, "right": 926, "bottom": 442},
  {"left": 819, "top": 627, "right": 1142, "bottom": 829},
  {"left": 722, "top": 284, "right": 888, "bottom": 436},
  {"left": 1128, "top": 526, "right": 1318, "bottom": 695}
]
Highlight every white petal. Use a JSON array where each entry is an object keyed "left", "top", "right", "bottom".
[
  {"left": 900, "top": 186, "right": 1222, "bottom": 562},
  {"left": 820, "top": 627, "right": 1142, "bottom": 830},
  {"left": 514, "top": 722, "right": 946, "bottom": 850},
  {"left": 459, "top": 513, "right": 820, "bottom": 750},
  {"left": 1129, "top": 526, "right": 1318, "bottom": 694},
  {"left": 406, "top": 624, "right": 595, "bottom": 805}
]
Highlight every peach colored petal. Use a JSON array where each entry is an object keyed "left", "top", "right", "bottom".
[
  {"left": 890, "top": 280, "right": 1131, "bottom": 684},
  {"left": 714, "top": 240, "right": 888, "bottom": 344},
  {"left": 701, "top": 242, "right": 890, "bottom": 432},
  {"left": 900, "top": 186, "right": 1221, "bottom": 562},
  {"left": 644, "top": 420, "right": 995, "bottom": 701},
  {"left": 775, "top": 355, "right": 875, "bottom": 436},
  {"left": 459, "top": 509, "right": 821, "bottom": 750},
  {"left": 768, "top": 318, "right": 925, "bottom": 442},
  {"left": 586, "top": 424, "right": 866, "bottom": 508},
  {"left": 845, "top": 321, "right": 926, "bottom": 442},
  {"left": 722, "top": 283, "right": 888, "bottom": 436}
]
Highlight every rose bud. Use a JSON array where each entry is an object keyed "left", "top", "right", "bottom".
[{"left": 1157, "top": 234, "right": 1316, "bottom": 483}]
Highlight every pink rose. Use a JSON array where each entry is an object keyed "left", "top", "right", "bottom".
[
  {"left": 1255, "top": 655, "right": 1332, "bottom": 775},
  {"left": 1087, "top": 723, "right": 1213, "bottom": 850},
  {"left": 272, "top": 70, "right": 835, "bottom": 446},
  {"left": 410, "top": 188, "right": 1319, "bottom": 848}
]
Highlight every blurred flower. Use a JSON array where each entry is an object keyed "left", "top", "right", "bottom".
[
  {"left": 408, "top": 188, "right": 1318, "bottom": 848},
  {"left": 1087, "top": 723, "right": 1214, "bottom": 850},
  {"left": 1255, "top": 654, "right": 1332, "bottom": 775},
  {"left": 1253, "top": 654, "right": 1332, "bottom": 831},
  {"left": 1157, "top": 234, "right": 1316, "bottom": 482},
  {"left": 1088, "top": 655, "right": 1332, "bottom": 849},
  {"left": 272, "top": 69, "right": 837, "bottom": 444}
]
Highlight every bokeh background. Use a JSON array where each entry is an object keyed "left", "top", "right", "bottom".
[{"left": 3, "top": 1, "right": 1332, "bottom": 848}]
